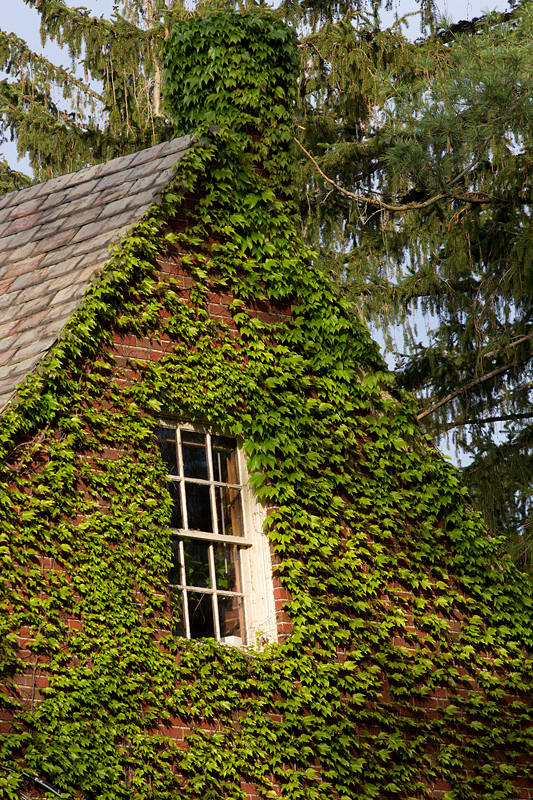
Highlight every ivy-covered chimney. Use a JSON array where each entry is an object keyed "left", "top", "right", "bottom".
[{"left": 162, "top": 12, "right": 299, "bottom": 198}]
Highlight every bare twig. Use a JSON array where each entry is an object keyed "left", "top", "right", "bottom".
[
  {"left": 294, "top": 138, "right": 447, "bottom": 211},
  {"left": 446, "top": 135, "right": 492, "bottom": 188},
  {"left": 439, "top": 410, "right": 533, "bottom": 431},
  {"left": 483, "top": 334, "right": 533, "bottom": 360},
  {"left": 447, "top": 191, "right": 493, "bottom": 205}
]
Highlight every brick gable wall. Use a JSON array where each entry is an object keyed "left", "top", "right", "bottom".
[{"left": 2, "top": 218, "right": 533, "bottom": 799}]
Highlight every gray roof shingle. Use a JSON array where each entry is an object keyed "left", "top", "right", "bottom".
[{"left": 0, "top": 135, "right": 192, "bottom": 412}]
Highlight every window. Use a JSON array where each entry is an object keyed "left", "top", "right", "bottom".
[{"left": 156, "top": 421, "right": 277, "bottom": 646}]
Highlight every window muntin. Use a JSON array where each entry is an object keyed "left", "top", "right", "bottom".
[{"left": 157, "top": 423, "right": 251, "bottom": 645}]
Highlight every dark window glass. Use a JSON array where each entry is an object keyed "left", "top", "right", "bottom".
[
  {"left": 168, "top": 539, "right": 183, "bottom": 585},
  {"left": 183, "top": 538, "right": 211, "bottom": 588},
  {"left": 156, "top": 426, "right": 178, "bottom": 475},
  {"left": 185, "top": 482, "right": 212, "bottom": 532},
  {"left": 170, "top": 589, "right": 186, "bottom": 638},
  {"left": 213, "top": 542, "right": 241, "bottom": 592},
  {"left": 158, "top": 424, "right": 248, "bottom": 644},
  {"left": 218, "top": 595, "right": 244, "bottom": 642},
  {"left": 181, "top": 432, "right": 209, "bottom": 480},
  {"left": 168, "top": 481, "right": 183, "bottom": 529},
  {"left": 188, "top": 592, "right": 215, "bottom": 639},
  {"left": 215, "top": 486, "right": 244, "bottom": 537},
  {"left": 212, "top": 436, "right": 239, "bottom": 483}
]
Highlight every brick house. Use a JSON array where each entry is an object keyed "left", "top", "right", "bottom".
[{"left": 2, "top": 12, "right": 533, "bottom": 800}]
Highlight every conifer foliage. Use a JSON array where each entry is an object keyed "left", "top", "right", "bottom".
[
  {"left": 292, "top": 1, "right": 533, "bottom": 565},
  {"left": 0, "top": 0, "right": 177, "bottom": 186},
  {"left": 383, "top": 6, "right": 533, "bottom": 565}
]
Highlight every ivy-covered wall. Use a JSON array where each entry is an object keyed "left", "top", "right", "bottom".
[{"left": 2, "top": 11, "right": 533, "bottom": 800}]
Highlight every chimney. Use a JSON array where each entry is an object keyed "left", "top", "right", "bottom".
[{"left": 162, "top": 11, "right": 299, "bottom": 198}]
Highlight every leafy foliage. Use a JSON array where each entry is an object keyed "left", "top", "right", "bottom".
[
  {"left": 163, "top": 11, "right": 299, "bottom": 194},
  {"left": 2, "top": 10, "right": 533, "bottom": 800}
]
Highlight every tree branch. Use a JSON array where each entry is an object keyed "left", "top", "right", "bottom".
[
  {"left": 295, "top": 138, "right": 497, "bottom": 211},
  {"left": 0, "top": 30, "right": 104, "bottom": 103},
  {"left": 447, "top": 191, "right": 493, "bottom": 205},
  {"left": 483, "top": 334, "right": 533, "bottom": 360},
  {"left": 417, "top": 358, "right": 530, "bottom": 420},
  {"left": 439, "top": 410, "right": 533, "bottom": 431},
  {"left": 294, "top": 137, "right": 447, "bottom": 211}
]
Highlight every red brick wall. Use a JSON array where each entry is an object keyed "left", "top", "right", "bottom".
[{"left": 4, "top": 228, "right": 533, "bottom": 799}]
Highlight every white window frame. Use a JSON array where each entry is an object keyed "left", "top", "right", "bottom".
[{"left": 157, "top": 420, "right": 278, "bottom": 647}]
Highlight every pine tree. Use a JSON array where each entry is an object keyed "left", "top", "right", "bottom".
[
  {"left": 0, "top": 0, "right": 433, "bottom": 187},
  {"left": 0, "top": 0, "right": 180, "bottom": 184},
  {"left": 388, "top": 4, "right": 533, "bottom": 567},
  {"left": 294, "top": 1, "right": 533, "bottom": 566}
]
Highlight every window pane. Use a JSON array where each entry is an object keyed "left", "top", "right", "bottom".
[
  {"left": 156, "top": 426, "right": 178, "bottom": 475},
  {"left": 170, "top": 589, "right": 186, "bottom": 638},
  {"left": 168, "top": 539, "right": 183, "bottom": 586},
  {"left": 185, "top": 482, "right": 212, "bottom": 532},
  {"left": 213, "top": 542, "right": 241, "bottom": 592},
  {"left": 216, "top": 486, "right": 244, "bottom": 537},
  {"left": 168, "top": 481, "right": 183, "bottom": 529},
  {"left": 183, "top": 539, "right": 211, "bottom": 588},
  {"left": 181, "top": 432, "right": 209, "bottom": 480},
  {"left": 218, "top": 595, "right": 245, "bottom": 644},
  {"left": 188, "top": 592, "right": 215, "bottom": 639},
  {"left": 212, "top": 436, "right": 239, "bottom": 483}
]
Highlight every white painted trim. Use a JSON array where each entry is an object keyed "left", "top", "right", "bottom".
[{"left": 238, "top": 445, "right": 278, "bottom": 647}]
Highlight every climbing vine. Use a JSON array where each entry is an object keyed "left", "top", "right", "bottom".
[{"left": 2, "top": 11, "right": 533, "bottom": 800}]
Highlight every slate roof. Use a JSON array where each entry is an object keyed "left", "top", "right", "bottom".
[{"left": 0, "top": 134, "right": 192, "bottom": 413}]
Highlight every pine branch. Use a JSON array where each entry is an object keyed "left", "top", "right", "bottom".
[
  {"left": 29, "top": 0, "right": 165, "bottom": 49},
  {"left": 483, "top": 335, "right": 533, "bottom": 360},
  {"left": 295, "top": 138, "right": 495, "bottom": 212},
  {"left": 0, "top": 79, "right": 90, "bottom": 133},
  {"left": 435, "top": 9, "right": 515, "bottom": 43},
  {"left": 417, "top": 356, "right": 533, "bottom": 421},
  {"left": 445, "top": 135, "right": 492, "bottom": 188},
  {"left": 439, "top": 411, "right": 533, "bottom": 431},
  {"left": 23, "top": 0, "right": 113, "bottom": 37},
  {"left": 0, "top": 30, "right": 103, "bottom": 103},
  {"left": 295, "top": 137, "right": 447, "bottom": 211},
  {"left": 447, "top": 191, "right": 493, "bottom": 205},
  {"left": 0, "top": 155, "right": 32, "bottom": 193}
]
